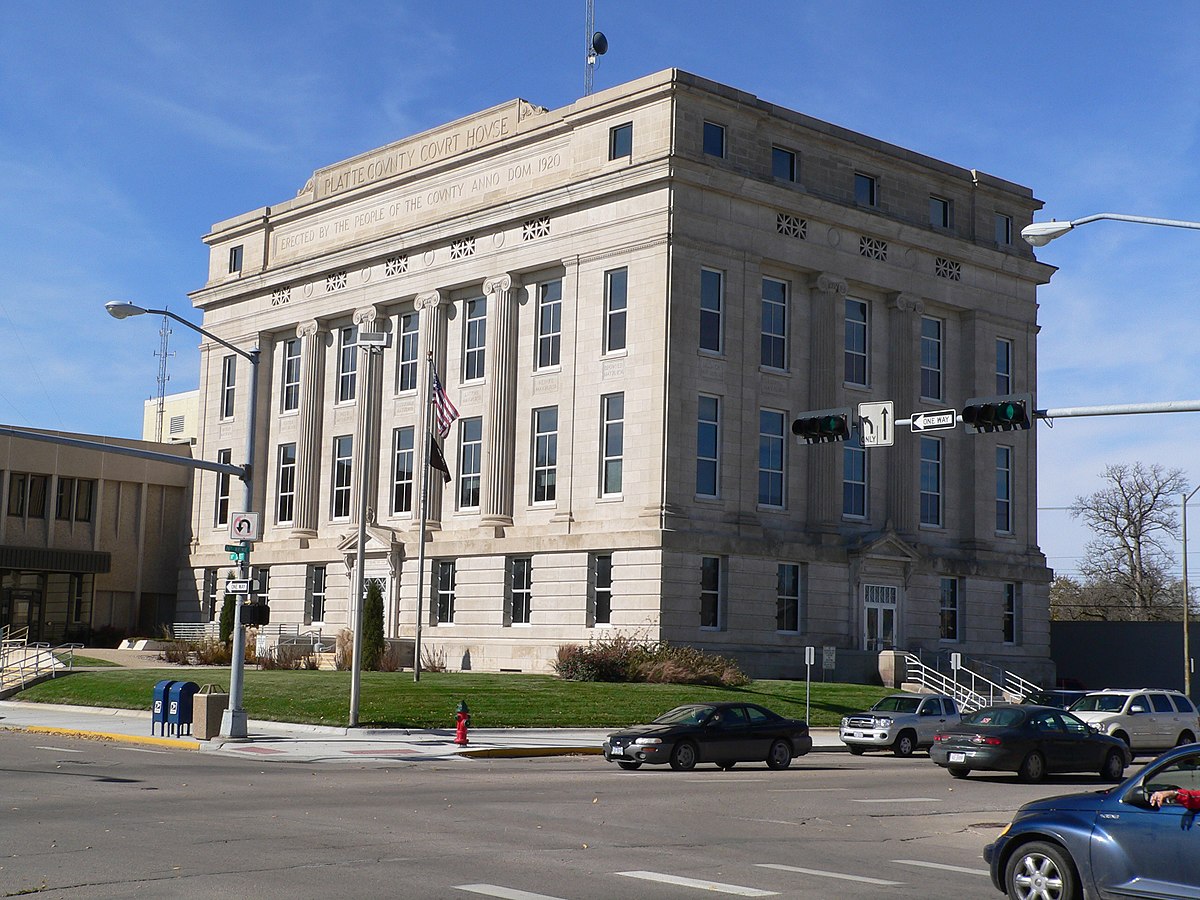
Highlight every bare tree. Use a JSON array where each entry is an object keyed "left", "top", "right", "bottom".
[{"left": 1070, "top": 463, "right": 1186, "bottom": 620}]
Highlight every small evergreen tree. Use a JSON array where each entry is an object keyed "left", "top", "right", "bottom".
[
  {"left": 362, "top": 580, "right": 386, "bottom": 671},
  {"left": 219, "top": 594, "right": 235, "bottom": 645}
]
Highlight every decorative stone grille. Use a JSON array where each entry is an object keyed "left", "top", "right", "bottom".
[
  {"left": 384, "top": 255, "right": 409, "bottom": 277},
  {"left": 776, "top": 213, "right": 807, "bottom": 239},
  {"left": 859, "top": 236, "right": 888, "bottom": 261},
  {"left": 271, "top": 286, "right": 291, "bottom": 307},
  {"left": 522, "top": 216, "right": 551, "bottom": 241},
  {"left": 449, "top": 237, "right": 476, "bottom": 259},
  {"left": 325, "top": 271, "right": 347, "bottom": 292},
  {"left": 935, "top": 257, "right": 962, "bottom": 281}
]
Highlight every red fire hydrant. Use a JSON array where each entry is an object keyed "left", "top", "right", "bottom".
[{"left": 454, "top": 699, "right": 471, "bottom": 746}]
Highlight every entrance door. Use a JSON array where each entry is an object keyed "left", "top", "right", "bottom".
[
  {"left": 10, "top": 588, "right": 44, "bottom": 642},
  {"left": 863, "top": 584, "right": 898, "bottom": 651}
]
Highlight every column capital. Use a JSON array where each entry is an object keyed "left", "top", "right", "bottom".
[
  {"left": 890, "top": 292, "right": 925, "bottom": 314},
  {"left": 811, "top": 272, "right": 848, "bottom": 297},
  {"left": 353, "top": 306, "right": 379, "bottom": 327},
  {"left": 483, "top": 273, "right": 521, "bottom": 296},
  {"left": 297, "top": 319, "right": 323, "bottom": 339},
  {"left": 415, "top": 290, "right": 443, "bottom": 311}
]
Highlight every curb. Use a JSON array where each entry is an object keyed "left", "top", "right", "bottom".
[
  {"left": 9, "top": 725, "right": 201, "bottom": 751},
  {"left": 462, "top": 746, "right": 605, "bottom": 759}
]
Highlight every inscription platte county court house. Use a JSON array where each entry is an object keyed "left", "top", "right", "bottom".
[{"left": 181, "top": 69, "right": 1055, "bottom": 682}]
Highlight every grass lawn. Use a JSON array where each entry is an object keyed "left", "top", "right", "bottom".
[
  {"left": 67, "top": 655, "right": 121, "bottom": 668},
  {"left": 13, "top": 670, "right": 890, "bottom": 729}
]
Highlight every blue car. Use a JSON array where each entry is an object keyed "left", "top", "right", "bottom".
[{"left": 984, "top": 743, "right": 1200, "bottom": 899}]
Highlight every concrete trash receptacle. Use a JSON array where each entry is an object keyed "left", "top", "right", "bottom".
[{"left": 193, "top": 684, "right": 229, "bottom": 740}]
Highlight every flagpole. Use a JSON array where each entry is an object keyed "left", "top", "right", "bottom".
[{"left": 413, "top": 350, "right": 436, "bottom": 682}]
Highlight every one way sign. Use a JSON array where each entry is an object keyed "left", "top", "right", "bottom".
[{"left": 910, "top": 409, "right": 958, "bottom": 432}]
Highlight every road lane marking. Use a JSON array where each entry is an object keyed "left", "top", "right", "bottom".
[
  {"left": 618, "top": 871, "right": 778, "bottom": 896},
  {"left": 848, "top": 797, "right": 942, "bottom": 803},
  {"left": 117, "top": 746, "right": 170, "bottom": 754},
  {"left": 756, "top": 864, "right": 903, "bottom": 886},
  {"left": 37, "top": 746, "right": 85, "bottom": 752},
  {"left": 730, "top": 816, "right": 803, "bottom": 826},
  {"left": 683, "top": 777, "right": 768, "bottom": 783},
  {"left": 767, "top": 787, "right": 849, "bottom": 793},
  {"left": 892, "top": 859, "right": 989, "bottom": 876},
  {"left": 455, "top": 885, "right": 567, "bottom": 899}
]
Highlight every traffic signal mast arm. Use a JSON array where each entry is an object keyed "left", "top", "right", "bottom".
[{"left": 895, "top": 399, "right": 1200, "bottom": 427}]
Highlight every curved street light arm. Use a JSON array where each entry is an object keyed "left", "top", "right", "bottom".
[{"left": 1023, "top": 212, "right": 1200, "bottom": 246}]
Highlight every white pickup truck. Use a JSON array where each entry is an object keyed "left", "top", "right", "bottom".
[{"left": 840, "top": 693, "right": 960, "bottom": 756}]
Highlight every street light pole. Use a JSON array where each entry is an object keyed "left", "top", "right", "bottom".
[
  {"left": 1183, "top": 486, "right": 1199, "bottom": 697},
  {"left": 106, "top": 300, "right": 259, "bottom": 738}
]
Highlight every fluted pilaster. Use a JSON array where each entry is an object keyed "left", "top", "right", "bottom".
[
  {"left": 416, "top": 291, "right": 447, "bottom": 527},
  {"left": 481, "top": 273, "right": 521, "bottom": 528},
  {"left": 807, "top": 272, "right": 848, "bottom": 528},
  {"left": 887, "top": 292, "right": 924, "bottom": 535},
  {"left": 352, "top": 306, "right": 380, "bottom": 524},
  {"left": 291, "top": 320, "right": 325, "bottom": 538}
]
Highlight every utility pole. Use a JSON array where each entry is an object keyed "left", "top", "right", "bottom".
[{"left": 154, "top": 313, "right": 174, "bottom": 441}]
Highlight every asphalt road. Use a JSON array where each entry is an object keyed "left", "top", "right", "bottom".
[{"left": 2, "top": 732, "right": 1133, "bottom": 899}]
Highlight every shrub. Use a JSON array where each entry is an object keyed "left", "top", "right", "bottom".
[
  {"left": 421, "top": 644, "right": 447, "bottom": 673},
  {"left": 161, "top": 640, "right": 193, "bottom": 665},
  {"left": 195, "top": 639, "right": 231, "bottom": 666},
  {"left": 361, "top": 581, "right": 385, "bottom": 671},
  {"left": 553, "top": 633, "right": 646, "bottom": 682},
  {"left": 554, "top": 635, "right": 749, "bottom": 686},
  {"left": 380, "top": 641, "right": 406, "bottom": 673},
  {"left": 260, "top": 644, "right": 314, "bottom": 670},
  {"left": 335, "top": 629, "right": 353, "bottom": 671},
  {"left": 219, "top": 595, "right": 235, "bottom": 645}
]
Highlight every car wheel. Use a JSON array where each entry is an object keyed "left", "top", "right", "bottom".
[
  {"left": 948, "top": 766, "right": 969, "bottom": 779},
  {"left": 1176, "top": 730, "right": 1196, "bottom": 746},
  {"left": 766, "top": 739, "right": 792, "bottom": 770},
  {"left": 1100, "top": 749, "right": 1125, "bottom": 782},
  {"left": 1112, "top": 730, "right": 1130, "bottom": 748},
  {"left": 717, "top": 760, "right": 736, "bottom": 771},
  {"left": 1018, "top": 751, "right": 1046, "bottom": 783},
  {"left": 892, "top": 731, "right": 916, "bottom": 758},
  {"left": 1004, "top": 840, "right": 1081, "bottom": 900},
  {"left": 669, "top": 741, "right": 698, "bottom": 771},
  {"left": 616, "top": 760, "right": 642, "bottom": 770},
  {"left": 848, "top": 745, "right": 866, "bottom": 756}
]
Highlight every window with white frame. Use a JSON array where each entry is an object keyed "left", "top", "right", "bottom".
[
  {"left": 777, "top": 563, "right": 801, "bottom": 632},
  {"left": 761, "top": 277, "right": 787, "bottom": 370},
  {"left": 215, "top": 449, "right": 231, "bottom": 526},
  {"left": 594, "top": 554, "right": 612, "bottom": 625},
  {"left": 310, "top": 565, "right": 327, "bottom": 623},
  {"left": 281, "top": 338, "right": 301, "bottom": 412},
  {"left": 930, "top": 195, "right": 951, "bottom": 228},
  {"left": 220, "top": 355, "right": 236, "bottom": 419},
  {"left": 996, "top": 338, "right": 1013, "bottom": 394},
  {"left": 843, "top": 438, "right": 867, "bottom": 518},
  {"left": 1003, "top": 582, "right": 1020, "bottom": 644},
  {"left": 845, "top": 298, "right": 869, "bottom": 386},
  {"left": 700, "top": 556, "right": 723, "bottom": 629},
  {"left": 772, "top": 146, "right": 796, "bottom": 182},
  {"left": 604, "top": 268, "right": 627, "bottom": 354},
  {"left": 995, "top": 213, "right": 1013, "bottom": 246},
  {"left": 601, "top": 393, "right": 624, "bottom": 496},
  {"left": 854, "top": 172, "right": 877, "bottom": 207},
  {"left": 435, "top": 559, "right": 456, "bottom": 624},
  {"left": 996, "top": 446, "right": 1013, "bottom": 534},
  {"left": 276, "top": 443, "right": 296, "bottom": 524},
  {"left": 337, "top": 326, "right": 358, "bottom": 403},
  {"left": 536, "top": 279, "right": 562, "bottom": 370},
  {"left": 458, "top": 417, "right": 482, "bottom": 510},
  {"left": 699, "top": 268, "right": 723, "bottom": 353},
  {"left": 332, "top": 435, "right": 353, "bottom": 520},
  {"left": 464, "top": 297, "right": 487, "bottom": 381},
  {"left": 203, "top": 568, "right": 219, "bottom": 621},
  {"left": 397, "top": 312, "right": 419, "bottom": 392},
  {"left": 920, "top": 436, "right": 943, "bottom": 527},
  {"left": 920, "top": 316, "right": 943, "bottom": 400},
  {"left": 392, "top": 426, "right": 414, "bottom": 514},
  {"left": 758, "top": 409, "right": 785, "bottom": 508},
  {"left": 696, "top": 395, "right": 720, "bottom": 498},
  {"left": 703, "top": 121, "right": 725, "bottom": 157},
  {"left": 533, "top": 407, "right": 557, "bottom": 503},
  {"left": 939, "top": 577, "right": 961, "bottom": 641},
  {"left": 510, "top": 557, "right": 532, "bottom": 625}
]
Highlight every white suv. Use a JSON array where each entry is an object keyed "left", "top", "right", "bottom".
[
  {"left": 840, "top": 693, "right": 960, "bottom": 757},
  {"left": 1069, "top": 688, "right": 1199, "bottom": 753}
]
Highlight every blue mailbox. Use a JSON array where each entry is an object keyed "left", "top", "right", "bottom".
[
  {"left": 151, "top": 679, "right": 177, "bottom": 735},
  {"left": 166, "top": 681, "right": 200, "bottom": 736}
]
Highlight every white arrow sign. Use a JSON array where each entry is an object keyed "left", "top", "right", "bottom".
[
  {"left": 858, "top": 401, "right": 894, "bottom": 447},
  {"left": 910, "top": 409, "right": 958, "bottom": 432}
]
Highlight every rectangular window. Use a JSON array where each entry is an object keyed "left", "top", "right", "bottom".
[
  {"left": 844, "top": 298, "right": 869, "bottom": 386},
  {"left": 601, "top": 393, "right": 624, "bottom": 496},
  {"left": 536, "top": 279, "right": 562, "bottom": 370},
  {"left": 281, "top": 338, "right": 301, "bottom": 412},
  {"left": 464, "top": 296, "right": 487, "bottom": 381},
  {"left": 996, "top": 446, "right": 1013, "bottom": 534},
  {"left": 510, "top": 557, "right": 532, "bottom": 625},
  {"left": 594, "top": 554, "right": 612, "bottom": 625},
  {"left": 310, "top": 565, "right": 327, "bottom": 623},
  {"left": 604, "top": 268, "right": 627, "bottom": 354},
  {"left": 939, "top": 577, "right": 960, "bottom": 641},
  {"left": 398, "top": 312, "right": 419, "bottom": 392},
  {"left": 609, "top": 122, "right": 632, "bottom": 159},
  {"left": 696, "top": 395, "right": 720, "bottom": 498},
  {"left": 458, "top": 416, "right": 482, "bottom": 510},
  {"left": 215, "top": 448, "right": 231, "bottom": 526},
  {"left": 920, "top": 436, "right": 943, "bottom": 527},
  {"left": 1003, "top": 582, "right": 1020, "bottom": 644},
  {"left": 920, "top": 316, "right": 943, "bottom": 400},
  {"left": 74, "top": 480, "right": 93, "bottom": 523},
  {"left": 700, "top": 556, "right": 723, "bottom": 629},
  {"left": 995, "top": 213, "right": 1013, "bottom": 246},
  {"left": 56, "top": 477, "right": 75, "bottom": 520},
  {"left": 435, "top": 559, "right": 456, "bottom": 624},
  {"left": 228, "top": 244, "right": 243, "bottom": 274},
  {"left": 854, "top": 172, "right": 877, "bottom": 207},
  {"left": 337, "top": 326, "right": 358, "bottom": 403},
  {"left": 391, "top": 426, "right": 415, "bottom": 515},
  {"left": 758, "top": 409, "right": 785, "bottom": 508},
  {"left": 70, "top": 573, "right": 85, "bottom": 622},
  {"left": 699, "top": 268, "right": 723, "bottom": 353},
  {"left": 777, "top": 563, "right": 800, "bottom": 633},
  {"left": 276, "top": 443, "right": 297, "bottom": 524},
  {"left": 843, "top": 439, "right": 867, "bottom": 518},
  {"left": 27, "top": 474, "right": 47, "bottom": 518},
  {"left": 332, "top": 435, "right": 353, "bottom": 520},
  {"left": 772, "top": 146, "right": 796, "bottom": 181},
  {"left": 703, "top": 121, "right": 725, "bottom": 157},
  {"left": 532, "top": 407, "right": 558, "bottom": 503},
  {"left": 204, "top": 568, "right": 219, "bottom": 621},
  {"left": 996, "top": 338, "right": 1013, "bottom": 394},
  {"left": 7, "top": 472, "right": 25, "bottom": 517},
  {"left": 220, "top": 355, "right": 236, "bottom": 419},
  {"left": 761, "top": 277, "right": 787, "bottom": 370},
  {"left": 929, "top": 195, "right": 951, "bottom": 228}
]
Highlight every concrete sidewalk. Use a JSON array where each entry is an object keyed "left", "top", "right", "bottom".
[{"left": 0, "top": 699, "right": 846, "bottom": 764}]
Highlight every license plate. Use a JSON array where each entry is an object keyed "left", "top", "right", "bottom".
[
  {"left": 610, "top": 745, "right": 623, "bottom": 756},
  {"left": 850, "top": 732, "right": 863, "bottom": 739},
  {"left": 949, "top": 752, "right": 966, "bottom": 763}
]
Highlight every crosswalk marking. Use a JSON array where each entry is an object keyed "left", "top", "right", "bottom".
[
  {"left": 756, "top": 864, "right": 904, "bottom": 886},
  {"left": 454, "top": 885, "right": 568, "bottom": 900},
  {"left": 892, "top": 859, "right": 989, "bottom": 876},
  {"left": 618, "top": 871, "right": 778, "bottom": 896}
]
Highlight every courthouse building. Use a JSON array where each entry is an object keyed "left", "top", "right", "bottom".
[{"left": 179, "top": 69, "right": 1055, "bottom": 681}]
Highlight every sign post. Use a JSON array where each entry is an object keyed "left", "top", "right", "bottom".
[{"left": 804, "top": 646, "right": 815, "bottom": 723}]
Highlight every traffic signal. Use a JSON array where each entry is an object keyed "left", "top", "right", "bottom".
[
  {"left": 791, "top": 408, "right": 853, "bottom": 444},
  {"left": 961, "top": 393, "right": 1033, "bottom": 434},
  {"left": 242, "top": 601, "right": 270, "bottom": 627}
]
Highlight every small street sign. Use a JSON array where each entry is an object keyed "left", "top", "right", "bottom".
[
  {"left": 910, "top": 409, "right": 958, "bottom": 432},
  {"left": 857, "top": 400, "right": 894, "bottom": 447},
  {"left": 822, "top": 646, "right": 837, "bottom": 670},
  {"left": 224, "top": 544, "right": 245, "bottom": 553},
  {"left": 226, "top": 579, "right": 251, "bottom": 594},
  {"left": 229, "top": 512, "right": 261, "bottom": 542}
]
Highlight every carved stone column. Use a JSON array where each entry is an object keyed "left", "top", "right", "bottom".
[
  {"left": 291, "top": 320, "right": 325, "bottom": 539},
  {"left": 352, "top": 306, "right": 381, "bottom": 525},
  {"left": 416, "top": 291, "right": 448, "bottom": 528},
  {"left": 481, "top": 273, "right": 521, "bottom": 530},
  {"left": 807, "top": 272, "right": 847, "bottom": 529},
  {"left": 887, "top": 292, "right": 924, "bottom": 536}
]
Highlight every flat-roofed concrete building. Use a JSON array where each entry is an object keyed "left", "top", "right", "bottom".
[{"left": 179, "top": 69, "right": 1055, "bottom": 682}]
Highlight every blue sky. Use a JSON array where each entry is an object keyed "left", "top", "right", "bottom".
[{"left": 2, "top": 1, "right": 1198, "bottom": 580}]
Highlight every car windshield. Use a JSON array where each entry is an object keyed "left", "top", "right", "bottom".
[
  {"left": 871, "top": 697, "right": 921, "bottom": 714},
  {"left": 651, "top": 705, "right": 715, "bottom": 726},
  {"left": 961, "top": 708, "right": 1024, "bottom": 727},
  {"left": 1070, "top": 694, "right": 1126, "bottom": 713}
]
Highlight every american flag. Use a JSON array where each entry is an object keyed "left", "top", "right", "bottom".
[{"left": 431, "top": 365, "right": 460, "bottom": 438}]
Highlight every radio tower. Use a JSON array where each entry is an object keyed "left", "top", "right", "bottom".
[
  {"left": 584, "top": 0, "right": 607, "bottom": 96},
  {"left": 154, "top": 313, "right": 174, "bottom": 442}
]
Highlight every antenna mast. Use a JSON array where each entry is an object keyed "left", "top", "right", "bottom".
[
  {"left": 584, "top": 1, "right": 607, "bottom": 96},
  {"left": 154, "top": 312, "right": 174, "bottom": 441}
]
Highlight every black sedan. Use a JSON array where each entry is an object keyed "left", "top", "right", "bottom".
[
  {"left": 602, "top": 702, "right": 812, "bottom": 771},
  {"left": 929, "top": 704, "right": 1130, "bottom": 783}
]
